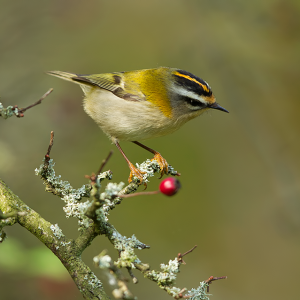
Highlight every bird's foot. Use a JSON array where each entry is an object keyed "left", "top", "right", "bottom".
[
  {"left": 128, "top": 162, "right": 147, "bottom": 187},
  {"left": 151, "top": 152, "right": 169, "bottom": 179}
]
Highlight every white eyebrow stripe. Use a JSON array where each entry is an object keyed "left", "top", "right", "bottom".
[{"left": 173, "top": 86, "right": 206, "bottom": 103}]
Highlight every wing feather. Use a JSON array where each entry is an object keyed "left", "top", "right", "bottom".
[
  {"left": 73, "top": 73, "right": 144, "bottom": 101},
  {"left": 47, "top": 71, "right": 145, "bottom": 102}
]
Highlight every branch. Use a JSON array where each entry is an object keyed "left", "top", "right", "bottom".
[
  {"left": 2, "top": 128, "right": 226, "bottom": 299},
  {"left": 33, "top": 131, "right": 228, "bottom": 299},
  {"left": 0, "top": 88, "right": 53, "bottom": 119},
  {"left": 0, "top": 178, "right": 110, "bottom": 300}
]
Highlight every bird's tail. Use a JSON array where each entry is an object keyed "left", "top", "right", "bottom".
[{"left": 46, "top": 71, "right": 78, "bottom": 84}]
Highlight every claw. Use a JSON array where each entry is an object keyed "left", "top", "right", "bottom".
[
  {"left": 151, "top": 152, "right": 169, "bottom": 178},
  {"left": 132, "top": 141, "right": 171, "bottom": 179},
  {"left": 115, "top": 141, "right": 147, "bottom": 187},
  {"left": 128, "top": 162, "right": 147, "bottom": 187}
]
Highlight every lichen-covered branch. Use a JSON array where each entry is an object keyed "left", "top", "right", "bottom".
[
  {"left": 0, "top": 178, "right": 110, "bottom": 300},
  {"left": 34, "top": 144, "right": 224, "bottom": 299},
  {"left": 0, "top": 88, "right": 53, "bottom": 118},
  {"left": 1, "top": 126, "right": 225, "bottom": 299}
]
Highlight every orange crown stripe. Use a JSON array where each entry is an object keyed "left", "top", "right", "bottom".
[{"left": 174, "top": 71, "right": 210, "bottom": 93}]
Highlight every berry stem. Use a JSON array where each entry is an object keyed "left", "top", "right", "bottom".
[{"left": 118, "top": 191, "right": 160, "bottom": 198}]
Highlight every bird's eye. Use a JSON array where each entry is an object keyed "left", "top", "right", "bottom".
[
  {"left": 183, "top": 96, "right": 205, "bottom": 108},
  {"left": 189, "top": 99, "right": 198, "bottom": 106},
  {"left": 183, "top": 97, "right": 197, "bottom": 106}
]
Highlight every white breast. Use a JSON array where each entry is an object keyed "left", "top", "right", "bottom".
[{"left": 82, "top": 88, "right": 183, "bottom": 142}]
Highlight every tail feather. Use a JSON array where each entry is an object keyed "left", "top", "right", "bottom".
[
  {"left": 47, "top": 70, "right": 94, "bottom": 95},
  {"left": 46, "top": 71, "right": 78, "bottom": 83}
]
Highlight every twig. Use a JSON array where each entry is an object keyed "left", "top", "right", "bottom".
[
  {"left": 17, "top": 88, "right": 53, "bottom": 117},
  {"left": 117, "top": 190, "right": 160, "bottom": 198},
  {"left": 45, "top": 131, "right": 54, "bottom": 161},
  {"left": 205, "top": 276, "right": 227, "bottom": 292},
  {"left": 177, "top": 245, "right": 197, "bottom": 264},
  {"left": 85, "top": 150, "right": 113, "bottom": 183},
  {"left": 97, "top": 150, "right": 113, "bottom": 175},
  {"left": 127, "top": 267, "right": 138, "bottom": 284},
  {"left": 174, "top": 288, "right": 189, "bottom": 299},
  {"left": 37, "top": 131, "right": 91, "bottom": 199}
]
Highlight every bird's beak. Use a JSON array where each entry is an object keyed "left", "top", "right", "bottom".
[{"left": 209, "top": 102, "right": 229, "bottom": 113}]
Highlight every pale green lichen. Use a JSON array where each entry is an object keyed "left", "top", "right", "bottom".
[
  {"left": 136, "top": 159, "right": 160, "bottom": 182},
  {"left": 62, "top": 197, "right": 92, "bottom": 228},
  {"left": 61, "top": 241, "right": 71, "bottom": 246},
  {"left": 100, "top": 182, "right": 125, "bottom": 200},
  {"left": 35, "top": 158, "right": 90, "bottom": 200},
  {"left": 87, "top": 272, "right": 103, "bottom": 288},
  {"left": 0, "top": 103, "right": 19, "bottom": 119},
  {"left": 185, "top": 281, "right": 210, "bottom": 300},
  {"left": 165, "top": 286, "right": 182, "bottom": 297},
  {"left": 50, "top": 223, "right": 64, "bottom": 239},
  {"left": 144, "top": 258, "right": 180, "bottom": 287},
  {"left": 160, "top": 258, "right": 180, "bottom": 273},
  {"left": 136, "top": 159, "right": 179, "bottom": 181},
  {"left": 112, "top": 232, "right": 145, "bottom": 252},
  {"left": 35, "top": 158, "right": 93, "bottom": 228},
  {"left": 94, "top": 181, "right": 125, "bottom": 222},
  {"left": 111, "top": 233, "right": 146, "bottom": 268},
  {"left": 93, "top": 253, "right": 112, "bottom": 269}
]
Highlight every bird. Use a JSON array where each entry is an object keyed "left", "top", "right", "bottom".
[{"left": 47, "top": 67, "right": 228, "bottom": 184}]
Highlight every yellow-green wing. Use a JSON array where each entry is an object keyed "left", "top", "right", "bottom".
[
  {"left": 73, "top": 73, "right": 144, "bottom": 102},
  {"left": 73, "top": 73, "right": 120, "bottom": 92}
]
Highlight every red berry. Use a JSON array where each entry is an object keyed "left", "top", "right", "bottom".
[{"left": 159, "top": 177, "right": 181, "bottom": 196}]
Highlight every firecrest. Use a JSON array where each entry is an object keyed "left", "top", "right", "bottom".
[{"left": 47, "top": 67, "right": 228, "bottom": 184}]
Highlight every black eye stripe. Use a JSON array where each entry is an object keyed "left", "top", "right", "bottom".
[{"left": 182, "top": 96, "right": 206, "bottom": 108}]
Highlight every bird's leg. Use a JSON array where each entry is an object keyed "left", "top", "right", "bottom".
[
  {"left": 115, "top": 141, "right": 146, "bottom": 185},
  {"left": 132, "top": 141, "right": 169, "bottom": 178}
]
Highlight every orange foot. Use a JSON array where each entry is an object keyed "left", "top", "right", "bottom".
[
  {"left": 151, "top": 152, "right": 169, "bottom": 179},
  {"left": 128, "top": 162, "right": 146, "bottom": 186}
]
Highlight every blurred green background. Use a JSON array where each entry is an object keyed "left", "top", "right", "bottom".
[{"left": 1, "top": 0, "right": 300, "bottom": 299}]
